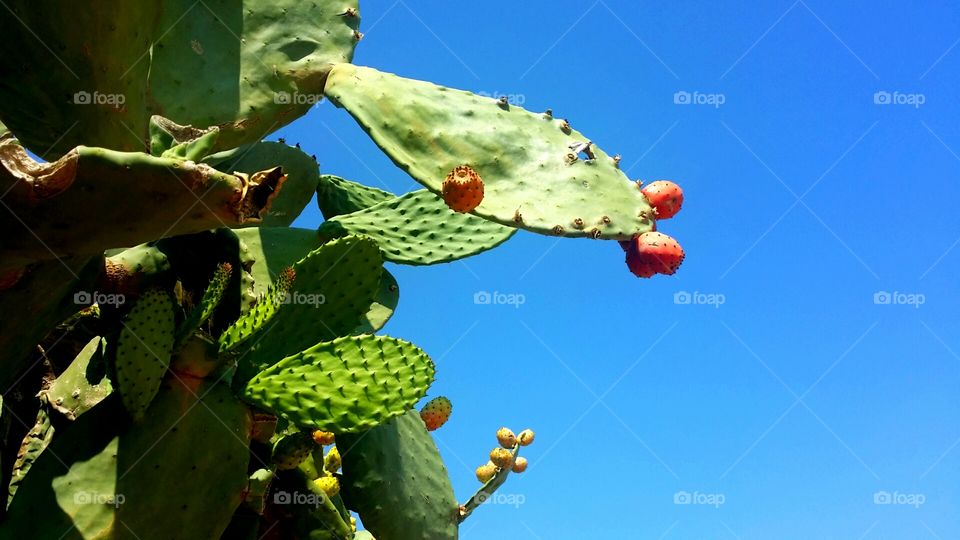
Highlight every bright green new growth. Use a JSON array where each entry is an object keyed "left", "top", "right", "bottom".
[
  {"left": 318, "top": 189, "right": 516, "bottom": 265},
  {"left": 324, "top": 64, "right": 656, "bottom": 240},
  {"left": 339, "top": 410, "right": 458, "bottom": 540},
  {"left": 115, "top": 289, "right": 175, "bottom": 421},
  {"left": 242, "top": 335, "right": 435, "bottom": 433}
]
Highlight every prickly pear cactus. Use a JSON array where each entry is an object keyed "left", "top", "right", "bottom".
[{"left": 0, "top": 2, "right": 685, "bottom": 538}]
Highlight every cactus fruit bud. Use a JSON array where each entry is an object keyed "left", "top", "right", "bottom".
[
  {"left": 640, "top": 180, "right": 683, "bottom": 220},
  {"left": 512, "top": 457, "right": 528, "bottom": 473},
  {"left": 313, "top": 476, "right": 341, "bottom": 497},
  {"left": 476, "top": 462, "right": 497, "bottom": 483},
  {"left": 312, "top": 430, "right": 336, "bottom": 446},
  {"left": 625, "top": 231, "right": 685, "bottom": 278},
  {"left": 489, "top": 447, "right": 514, "bottom": 469},
  {"left": 324, "top": 446, "right": 341, "bottom": 473},
  {"left": 420, "top": 396, "right": 453, "bottom": 431},
  {"left": 496, "top": 427, "right": 516, "bottom": 448},
  {"left": 441, "top": 166, "right": 484, "bottom": 213},
  {"left": 518, "top": 429, "right": 535, "bottom": 446}
]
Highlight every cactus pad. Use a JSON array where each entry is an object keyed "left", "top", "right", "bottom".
[
  {"left": 115, "top": 289, "right": 174, "bottom": 421},
  {"left": 324, "top": 64, "right": 656, "bottom": 240},
  {"left": 234, "top": 236, "right": 383, "bottom": 381},
  {"left": 317, "top": 190, "right": 515, "bottom": 265},
  {"left": 44, "top": 336, "right": 113, "bottom": 420},
  {"left": 242, "top": 335, "right": 435, "bottom": 433},
  {"left": 0, "top": 0, "right": 361, "bottom": 157},
  {"left": 339, "top": 410, "right": 459, "bottom": 540},
  {"left": 317, "top": 174, "right": 394, "bottom": 219},
  {"left": 355, "top": 269, "right": 399, "bottom": 335}
]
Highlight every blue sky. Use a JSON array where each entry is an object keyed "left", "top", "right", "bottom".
[{"left": 279, "top": 1, "right": 960, "bottom": 538}]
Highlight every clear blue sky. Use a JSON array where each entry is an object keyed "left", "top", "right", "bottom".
[{"left": 279, "top": 1, "right": 960, "bottom": 538}]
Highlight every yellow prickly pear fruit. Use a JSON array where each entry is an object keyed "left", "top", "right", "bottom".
[
  {"left": 313, "top": 475, "right": 340, "bottom": 497},
  {"left": 324, "top": 446, "right": 341, "bottom": 474},
  {"left": 518, "top": 429, "right": 535, "bottom": 446},
  {"left": 496, "top": 427, "right": 516, "bottom": 448},
  {"left": 476, "top": 462, "right": 497, "bottom": 483},
  {"left": 512, "top": 457, "right": 528, "bottom": 473},
  {"left": 489, "top": 447, "right": 514, "bottom": 469}
]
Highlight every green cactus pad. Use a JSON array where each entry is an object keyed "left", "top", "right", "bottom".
[
  {"left": 205, "top": 142, "right": 321, "bottom": 227},
  {"left": 7, "top": 406, "right": 54, "bottom": 506},
  {"left": 324, "top": 64, "right": 656, "bottom": 240},
  {"left": 242, "top": 335, "right": 435, "bottom": 433},
  {"left": 0, "top": 0, "right": 360, "bottom": 158},
  {"left": 318, "top": 190, "right": 515, "bottom": 265},
  {"left": 317, "top": 174, "right": 394, "bottom": 219},
  {"left": 44, "top": 336, "right": 113, "bottom": 420},
  {"left": 339, "top": 410, "right": 459, "bottom": 540},
  {"left": 272, "top": 432, "right": 319, "bottom": 471},
  {"left": 234, "top": 227, "right": 324, "bottom": 296},
  {"left": 233, "top": 236, "right": 383, "bottom": 382},
  {"left": 219, "top": 266, "right": 296, "bottom": 355},
  {"left": 3, "top": 379, "right": 251, "bottom": 539},
  {"left": 354, "top": 269, "right": 399, "bottom": 335},
  {"left": 115, "top": 289, "right": 174, "bottom": 421},
  {"left": 0, "top": 140, "right": 285, "bottom": 271},
  {"left": 174, "top": 263, "right": 232, "bottom": 349}
]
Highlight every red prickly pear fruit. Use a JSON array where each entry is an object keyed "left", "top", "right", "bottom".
[
  {"left": 442, "top": 165, "right": 484, "bottom": 213},
  {"left": 625, "top": 232, "right": 685, "bottom": 278},
  {"left": 640, "top": 180, "right": 683, "bottom": 220},
  {"left": 496, "top": 427, "right": 517, "bottom": 448},
  {"left": 419, "top": 396, "right": 452, "bottom": 431}
]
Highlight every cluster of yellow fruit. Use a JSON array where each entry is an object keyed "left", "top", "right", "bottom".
[
  {"left": 312, "top": 430, "right": 342, "bottom": 497},
  {"left": 475, "top": 427, "right": 535, "bottom": 483}
]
